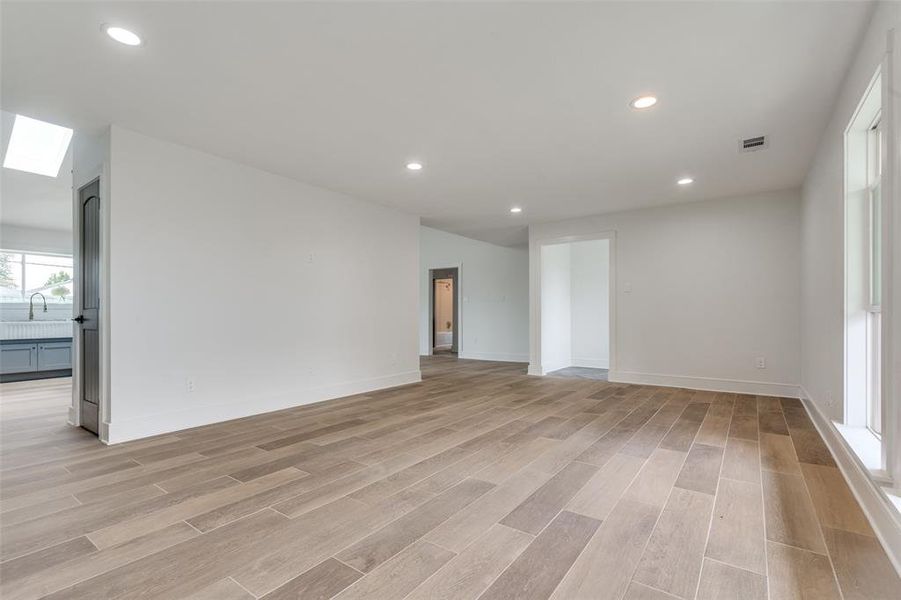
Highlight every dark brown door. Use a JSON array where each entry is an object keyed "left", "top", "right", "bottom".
[{"left": 77, "top": 179, "right": 100, "bottom": 434}]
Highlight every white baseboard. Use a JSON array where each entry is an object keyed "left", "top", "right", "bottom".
[
  {"left": 105, "top": 370, "right": 422, "bottom": 445},
  {"left": 100, "top": 422, "right": 111, "bottom": 445},
  {"left": 607, "top": 370, "right": 801, "bottom": 398},
  {"left": 527, "top": 364, "right": 544, "bottom": 376},
  {"left": 572, "top": 358, "right": 610, "bottom": 369},
  {"left": 799, "top": 386, "right": 901, "bottom": 576},
  {"left": 460, "top": 351, "right": 529, "bottom": 363}
]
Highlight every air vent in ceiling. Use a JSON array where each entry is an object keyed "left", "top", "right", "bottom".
[{"left": 740, "top": 135, "right": 768, "bottom": 152}]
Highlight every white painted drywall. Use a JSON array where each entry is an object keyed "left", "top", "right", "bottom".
[
  {"left": 799, "top": 6, "right": 901, "bottom": 561},
  {"left": 0, "top": 224, "right": 71, "bottom": 255},
  {"left": 530, "top": 189, "right": 801, "bottom": 396},
  {"left": 571, "top": 239, "right": 610, "bottom": 368},
  {"left": 801, "top": 2, "right": 899, "bottom": 426},
  {"left": 106, "top": 126, "right": 420, "bottom": 443},
  {"left": 540, "top": 242, "right": 572, "bottom": 373},
  {"left": 419, "top": 226, "right": 528, "bottom": 362},
  {"left": 69, "top": 128, "right": 111, "bottom": 433}
]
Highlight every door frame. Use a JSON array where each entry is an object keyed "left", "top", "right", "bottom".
[
  {"left": 529, "top": 231, "right": 616, "bottom": 376},
  {"left": 429, "top": 267, "right": 459, "bottom": 355},
  {"left": 71, "top": 169, "right": 110, "bottom": 441}
]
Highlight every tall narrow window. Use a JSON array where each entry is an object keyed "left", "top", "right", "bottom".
[
  {"left": 866, "top": 116, "right": 882, "bottom": 436},
  {"left": 843, "top": 68, "right": 882, "bottom": 469}
]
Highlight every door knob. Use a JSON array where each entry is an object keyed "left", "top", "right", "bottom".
[{"left": 72, "top": 315, "right": 85, "bottom": 323}]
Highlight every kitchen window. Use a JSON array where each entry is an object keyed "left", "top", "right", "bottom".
[{"left": 0, "top": 251, "right": 74, "bottom": 304}]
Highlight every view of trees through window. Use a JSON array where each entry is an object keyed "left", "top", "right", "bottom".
[{"left": 0, "top": 251, "right": 74, "bottom": 303}]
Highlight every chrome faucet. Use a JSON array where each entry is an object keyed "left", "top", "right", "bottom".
[{"left": 28, "top": 292, "right": 47, "bottom": 321}]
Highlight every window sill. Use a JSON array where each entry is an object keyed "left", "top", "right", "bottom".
[
  {"left": 886, "top": 489, "right": 901, "bottom": 514},
  {"left": 834, "top": 422, "right": 886, "bottom": 478},
  {"left": 0, "top": 302, "right": 73, "bottom": 307}
]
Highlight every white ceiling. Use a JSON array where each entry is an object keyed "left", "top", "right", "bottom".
[
  {"left": 0, "top": 1, "right": 873, "bottom": 245},
  {"left": 0, "top": 110, "right": 73, "bottom": 233}
]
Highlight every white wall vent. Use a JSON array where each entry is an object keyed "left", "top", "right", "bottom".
[{"left": 739, "top": 135, "right": 768, "bottom": 152}]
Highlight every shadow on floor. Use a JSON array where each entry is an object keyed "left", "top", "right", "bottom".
[{"left": 546, "top": 366, "right": 609, "bottom": 381}]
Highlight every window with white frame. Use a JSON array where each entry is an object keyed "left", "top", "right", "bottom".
[
  {"left": 843, "top": 67, "right": 884, "bottom": 470},
  {"left": 0, "top": 251, "right": 74, "bottom": 304},
  {"left": 865, "top": 115, "right": 882, "bottom": 436}
]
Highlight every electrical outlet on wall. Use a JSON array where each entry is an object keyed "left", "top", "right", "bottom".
[
  {"left": 186, "top": 378, "right": 195, "bottom": 393},
  {"left": 755, "top": 357, "right": 766, "bottom": 369}
]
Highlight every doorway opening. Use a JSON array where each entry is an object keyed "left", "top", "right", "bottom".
[
  {"left": 430, "top": 267, "right": 458, "bottom": 355},
  {"left": 533, "top": 235, "right": 613, "bottom": 380},
  {"left": 0, "top": 111, "right": 86, "bottom": 434}
]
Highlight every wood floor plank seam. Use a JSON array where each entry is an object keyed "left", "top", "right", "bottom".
[
  {"left": 696, "top": 430, "right": 730, "bottom": 598},
  {"left": 560, "top": 448, "right": 690, "bottom": 600},
  {"left": 332, "top": 556, "right": 366, "bottom": 576},
  {"left": 784, "top": 460, "right": 846, "bottom": 597},
  {"left": 755, "top": 416, "right": 773, "bottom": 600},
  {"left": 225, "top": 576, "right": 258, "bottom": 600},
  {"left": 628, "top": 401, "right": 725, "bottom": 599}
]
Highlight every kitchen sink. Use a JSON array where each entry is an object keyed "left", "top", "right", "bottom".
[{"left": 0, "top": 320, "right": 73, "bottom": 340}]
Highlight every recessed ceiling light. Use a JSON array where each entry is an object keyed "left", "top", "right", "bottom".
[
  {"left": 406, "top": 162, "right": 423, "bottom": 171},
  {"left": 677, "top": 177, "right": 694, "bottom": 185},
  {"left": 630, "top": 95, "right": 658, "bottom": 110},
  {"left": 510, "top": 207, "right": 522, "bottom": 214},
  {"left": 103, "top": 24, "right": 142, "bottom": 46},
  {"left": 2, "top": 115, "right": 73, "bottom": 178}
]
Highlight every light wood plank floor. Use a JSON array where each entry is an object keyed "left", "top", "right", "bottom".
[{"left": 1, "top": 357, "right": 898, "bottom": 599}]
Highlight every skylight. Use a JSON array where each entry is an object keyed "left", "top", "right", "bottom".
[{"left": 3, "top": 115, "right": 73, "bottom": 178}]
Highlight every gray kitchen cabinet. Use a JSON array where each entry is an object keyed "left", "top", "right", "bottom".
[
  {"left": 38, "top": 341, "right": 73, "bottom": 371},
  {"left": 1, "top": 342, "right": 38, "bottom": 374},
  {"left": 0, "top": 338, "right": 72, "bottom": 381}
]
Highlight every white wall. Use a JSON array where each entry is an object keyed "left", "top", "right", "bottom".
[
  {"left": 801, "top": 3, "right": 899, "bottom": 424},
  {"left": 540, "top": 242, "right": 572, "bottom": 372},
  {"left": 0, "top": 224, "right": 71, "bottom": 255},
  {"left": 419, "top": 226, "right": 529, "bottom": 362},
  {"left": 571, "top": 239, "right": 610, "bottom": 369},
  {"left": 105, "top": 126, "right": 420, "bottom": 443},
  {"left": 799, "top": 4, "right": 901, "bottom": 567},
  {"left": 530, "top": 189, "right": 801, "bottom": 397}
]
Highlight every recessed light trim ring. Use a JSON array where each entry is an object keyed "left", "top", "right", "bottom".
[
  {"left": 103, "top": 24, "right": 143, "bottom": 46},
  {"left": 630, "top": 95, "right": 658, "bottom": 110}
]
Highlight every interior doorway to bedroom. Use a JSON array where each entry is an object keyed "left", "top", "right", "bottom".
[{"left": 430, "top": 267, "right": 458, "bottom": 355}]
